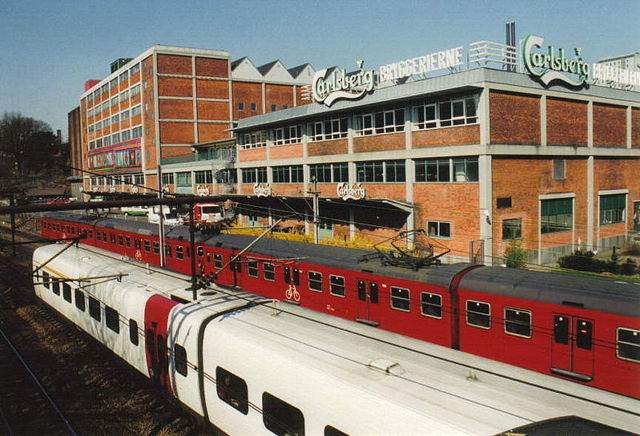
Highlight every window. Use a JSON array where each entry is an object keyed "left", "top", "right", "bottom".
[
  {"left": 60, "top": 282, "right": 71, "bottom": 303},
  {"left": 420, "top": 292, "right": 442, "bottom": 318},
  {"left": 105, "top": 306, "right": 120, "bottom": 333},
  {"left": 216, "top": 366, "right": 248, "bottom": 414},
  {"left": 415, "top": 157, "right": 478, "bottom": 182},
  {"left": 119, "top": 71, "right": 128, "bottom": 83},
  {"left": 125, "top": 236, "right": 131, "bottom": 248},
  {"left": 308, "top": 271, "right": 322, "bottom": 292},
  {"left": 325, "top": 426, "right": 349, "bottom": 436},
  {"left": 144, "top": 240, "right": 151, "bottom": 252},
  {"left": 241, "top": 167, "right": 267, "bottom": 184},
  {"left": 174, "top": 344, "right": 188, "bottom": 376},
  {"left": 356, "top": 161, "right": 383, "bottom": 182},
  {"left": 153, "top": 242, "right": 160, "bottom": 255},
  {"left": 390, "top": 287, "right": 410, "bottom": 311},
  {"left": 576, "top": 319, "right": 592, "bottom": 350},
  {"left": 162, "top": 173, "right": 174, "bottom": 185},
  {"left": 248, "top": 261, "right": 258, "bottom": 277},
  {"left": 74, "top": 289, "right": 85, "bottom": 311},
  {"left": 617, "top": 327, "right": 640, "bottom": 362},
  {"left": 427, "top": 221, "right": 451, "bottom": 238},
  {"left": 117, "top": 235, "right": 124, "bottom": 246},
  {"left": 413, "top": 96, "right": 477, "bottom": 129},
  {"left": 355, "top": 108, "right": 404, "bottom": 135},
  {"left": 502, "top": 219, "right": 522, "bottom": 240},
  {"left": 131, "top": 126, "right": 142, "bottom": 138},
  {"left": 271, "top": 104, "right": 277, "bottom": 112},
  {"left": 42, "top": 271, "right": 50, "bottom": 289},
  {"left": 553, "top": 159, "right": 565, "bottom": 180},
  {"left": 466, "top": 300, "right": 490, "bottom": 328},
  {"left": 121, "top": 129, "right": 131, "bottom": 141},
  {"left": 497, "top": 197, "right": 512, "bottom": 209},
  {"left": 176, "top": 246, "right": 184, "bottom": 260},
  {"left": 121, "top": 109, "right": 130, "bottom": 120},
  {"left": 130, "top": 63, "right": 140, "bottom": 75},
  {"left": 263, "top": 263, "right": 275, "bottom": 281},
  {"left": 600, "top": 194, "right": 626, "bottom": 225},
  {"left": 52, "top": 278, "right": 60, "bottom": 295},
  {"left": 240, "top": 131, "right": 267, "bottom": 149},
  {"left": 309, "top": 163, "right": 348, "bottom": 183},
  {"left": 329, "top": 275, "right": 345, "bottom": 297},
  {"left": 262, "top": 392, "right": 304, "bottom": 436},
  {"left": 271, "top": 125, "right": 302, "bottom": 145},
  {"left": 129, "top": 319, "right": 139, "bottom": 345},
  {"left": 272, "top": 165, "right": 303, "bottom": 183},
  {"left": 541, "top": 198, "right": 573, "bottom": 234},
  {"left": 504, "top": 308, "right": 532, "bottom": 337},
  {"left": 89, "top": 297, "right": 101, "bottom": 321},
  {"left": 250, "top": 102, "right": 257, "bottom": 111},
  {"left": 195, "top": 170, "right": 213, "bottom": 184},
  {"left": 130, "top": 84, "right": 141, "bottom": 97},
  {"left": 310, "top": 117, "right": 348, "bottom": 141},
  {"left": 214, "top": 253, "right": 223, "bottom": 268},
  {"left": 165, "top": 243, "right": 172, "bottom": 257}
]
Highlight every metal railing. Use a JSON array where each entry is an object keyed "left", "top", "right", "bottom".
[
  {"left": 468, "top": 40, "right": 519, "bottom": 72},
  {"left": 160, "top": 148, "right": 236, "bottom": 166}
]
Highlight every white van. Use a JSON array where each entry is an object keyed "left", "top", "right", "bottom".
[
  {"left": 148, "top": 206, "right": 182, "bottom": 225},
  {"left": 121, "top": 205, "right": 149, "bottom": 216}
]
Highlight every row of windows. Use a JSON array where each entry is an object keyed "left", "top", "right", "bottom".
[
  {"left": 239, "top": 95, "right": 479, "bottom": 146},
  {"left": 89, "top": 174, "right": 144, "bottom": 187},
  {"left": 162, "top": 169, "right": 237, "bottom": 186},
  {"left": 87, "top": 89, "right": 141, "bottom": 119},
  {"left": 41, "top": 271, "right": 140, "bottom": 345},
  {"left": 89, "top": 105, "right": 141, "bottom": 131},
  {"left": 86, "top": 63, "right": 140, "bottom": 103},
  {"left": 237, "top": 157, "right": 478, "bottom": 185},
  {"left": 88, "top": 124, "right": 142, "bottom": 150},
  {"left": 272, "top": 165, "right": 303, "bottom": 184}
]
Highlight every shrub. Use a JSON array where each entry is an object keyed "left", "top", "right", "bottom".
[
  {"left": 504, "top": 240, "right": 527, "bottom": 268},
  {"left": 621, "top": 258, "right": 638, "bottom": 276},
  {"left": 558, "top": 250, "right": 606, "bottom": 272}
]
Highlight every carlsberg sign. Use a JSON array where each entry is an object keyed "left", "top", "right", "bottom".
[{"left": 523, "top": 35, "right": 589, "bottom": 87}]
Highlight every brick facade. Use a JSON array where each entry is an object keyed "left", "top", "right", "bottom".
[
  {"left": 490, "top": 90, "right": 540, "bottom": 145},
  {"left": 546, "top": 97, "right": 588, "bottom": 146},
  {"left": 593, "top": 103, "right": 627, "bottom": 147}
]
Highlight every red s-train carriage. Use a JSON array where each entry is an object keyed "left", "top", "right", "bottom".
[{"left": 40, "top": 212, "right": 640, "bottom": 398}]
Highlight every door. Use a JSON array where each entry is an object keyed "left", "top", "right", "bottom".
[
  {"left": 144, "top": 295, "right": 179, "bottom": 392},
  {"left": 355, "top": 279, "right": 379, "bottom": 326},
  {"left": 634, "top": 201, "right": 640, "bottom": 232},
  {"left": 551, "top": 314, "right": 594, "bottom": 382}
]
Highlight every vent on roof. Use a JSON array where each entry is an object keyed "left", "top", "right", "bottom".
[
  {"left": 367, "top": 358, "right": 405, "bottom": 375},
  {"left": 562, "top": 300, "right": 584, "bottom": 308}
]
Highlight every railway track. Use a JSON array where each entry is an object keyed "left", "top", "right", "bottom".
[{"left": 0, "top": 225, "right": 201, "bottom": 435}]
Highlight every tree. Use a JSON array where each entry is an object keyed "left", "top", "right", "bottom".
[
  {"left": 0, "top": 112, "right": 62, "bottom": 183},
  {"left": 504, "top": 239, "right": 528, "bottom": 268}
]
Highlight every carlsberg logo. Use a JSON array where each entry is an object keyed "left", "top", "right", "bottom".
[{"left": 523, "top": 35, "right": 589, "bottom": 87}]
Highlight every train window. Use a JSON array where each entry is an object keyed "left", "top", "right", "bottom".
[
  {"left": 330, "top": 275, "right": 346, "bottom": 297},
  {"left": 617, "top": 328, "right": 640, "bottom": 362},
  {"left": 293, "top": 268, "right": 300, "bottom": 286},
  {"left": 262, "top": 392, "right": 304, "bottom": 436},
  {"left": 420, "top": 292, "right": 442, "bottom": 318},
  {"left": 153, "top": 242, "right": 160, "bottom": 255},
  {"left": 118, "top": 235, "right": 124, "bottom": 246},
  {"left": 264, "top": 263, "right": 275, "bottom": 281},
  {"left": 144, "top": 240, "right": 151, "bottom": 252},
  {"left": 129, "top": 319, "right": 139, "bottom": 346},
  {"left": 42, "top": 271, "right": 50, "bottom": 289},
  {"left": 52, "top": 278, "right": 60, "bottom": 295},
  {"left": 325, "top": 426, "right": 349, "bottom": 436},
  {"left": 308, "top": 271, "right": 322, "bottom": 292},
  {"left": 390, "top": 287, "right": 410, "bottom": 311},
  {"left": 214, "top": 253, "right": 223, "bottom": 268},
  {"left": 466, "top": 300, "right": 491, "bottom": 329},
  {"left": 89, "top": 297, "right": 101, "bottom": 321},
  {"left": 504, "top": 308, "right": 531, "bottom": 338},
  {"left": 248, "top": 261, "right": 259, "bottom": 277},
  {"left": 370, "top": 283, "right": 378, "bottom": 303},
  {"left": 105, "top": 306, "right": 120, "bottom": 333},
  {"left": 96, "top": 232, "right": 102, "bottom": 241},
  {"left": 63, "top": 282, "right": 72, "bottom": 303},
  {"left": 110, "top": 233, "right": 116, "bottom": 244},
  {"left": 284, "top": 266, "right": 291, "bottom": 283},
  {"left": 554, "top": 316, "right": 569, "bottom": 344},
  {"left": 75, "top": 289, "right": 85, "bottom": 312},
  {"left": 125, "top": 236, "right": 131, "bottom": 247},
  {"left": 174, "top": 344, "right": 188, "bottom": 376},
  {"left": 357, "top": 280, "right": 366, "bottom": 301},
  {"left": 576, "top": 319, "right": 592, "bottom": 350},
  {"left": 165, "top": 244, "right": 172, "bottom": 257},
  {"left": 176, "top": 246, "right": 184, "bottom": 260},
  {"left": 196, "top": 247, "right": 203, "bottom": 257},
  {"left": 216, "top": 366, "right": 248, "bottom": 415},
  {"left": 134, "top": 238, "right": 141, "bottom": 249}
]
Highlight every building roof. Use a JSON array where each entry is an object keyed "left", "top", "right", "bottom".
[
  {"left": 288, "top": 63, "right": 313, "bottom": 78},
  {"left": 257, "top": 60, "right": 280, "bottom": 75}
]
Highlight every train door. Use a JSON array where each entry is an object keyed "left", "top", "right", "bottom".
[
  {"left": 355, "top": 279, "right": 379, "bottom": 326},
  {"left": 144, "top": 295, "right": 179, "bottom": 393},
  {"left": 551, "top": 313, "right": 594, "bottom": 382}
]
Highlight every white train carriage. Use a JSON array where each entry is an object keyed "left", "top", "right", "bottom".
[{"left": 33, "top": 243, "right": 640, "bottom": 435}]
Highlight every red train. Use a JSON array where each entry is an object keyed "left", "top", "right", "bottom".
[{"left": 40, "top": 212, "right": 640, "bottom": 398}]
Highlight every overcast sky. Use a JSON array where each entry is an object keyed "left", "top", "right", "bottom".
[{"left": 1, "top": 0, "right": 638, "bottom": 139}]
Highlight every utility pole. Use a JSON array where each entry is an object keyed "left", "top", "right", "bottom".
[
  {"left": 157, "top": 165, "right": 166, "bottom": 268},
  {"left": 307, "top": 176, "right": 320, "bottom": 244}
]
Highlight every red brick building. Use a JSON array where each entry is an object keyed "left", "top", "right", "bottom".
[{"left": 76, "top": 45, "right": 313, "bottom": 197}]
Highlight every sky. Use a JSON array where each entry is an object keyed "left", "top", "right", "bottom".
[{"left": 1, "top": 0, "right": 638, "bottom": 140}]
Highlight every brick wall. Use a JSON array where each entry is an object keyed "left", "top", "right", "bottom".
[
  {"left": 547, "top": 97, "right": 588, "bottom": 146},
  {"left": 158, "top": 77, "right": 192, "bottom": 97},
  {"left": 490, "top": 90, "right": 540, "bottom": 145},
  {"left": 632, "top": 108, "right": 640, "bottom": 148},
  {"left": 265, "top": 84, "right": 294, "bottom": 112},
  {"left": 593, "top": 103, "right": 626, "bottom": 147},
  {"left": 270, "top": 144, "right": 303, "bottom": 160},
  {"left": 196, "top": 79, "right": 228, "bottom": 99},
  {"left": 195, "top": 57, "right": 228, "bottom": 78},
  {"left": 233, "top": 82, "right": 262, "bottom": 119},
  {"left": 142, "top": 55, "right": 157, "bottom": 169},
  {"left": 197, "top": 101, "right": 229, "bottom": 120},
  {"left": 159, "top": 100, "right": 194, "bottom": 119},
  {"left": 159, "top": 121, "right": 194, "bottom": 144},
  {"left": 239, "top": 148, "right": 267, "bottom": 162},
  {"left": 270, "top": 184, "right": 306, "bottom": 196},
  {"left": 353, "top": 132, "right": 404, "bottom": 153},
  {"left": 197, "top": 123, "right": 229, "bottom": 142},
  {"left": 308, "top": 139, "right": 348, "bottom": 156},
  {"left": 157, "top": 54, "right": 191, "bottom": 75},
  {"left": 412, "top": 125, "right": 480, "bottom": 148}
]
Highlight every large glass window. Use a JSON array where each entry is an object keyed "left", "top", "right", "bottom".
[
  {"left": 356, "top": 160, "right": 405, "bottom": 183},
  {"left": 541, "top": 198, "right": 573, "bottom": 234},
  {"left": 176, "top": 172, "right": 192, "bottom": 187},
  {"left": 310, "top": 117, "right": 348, "bottom": 141},
  {"left": 427, "top": 221, "right": 451, "bottom": 239},
  {"left": 413, "top": 96, "right": 477, "bottom": 129},
  {"left": 241, "top": 167, "right": 267, "bottom": 184},
  {"left": 502, "top": 218, "right": 522, "bottom": 240},
  {"left": 240, "top": 131, "right": 267, "bottom": 149},
  {"left": 272, "top": 165, "right": 303, "bottom": 183},
  {"left": 355, "top": 108, "right": 404, "bottom": 136},
  {"left": 310, "top": 163, "right": 348, "bottom": 183},
  {"left": 415, "top": 157, "right": 478, "bottom": 182},
  {"left": 600, "top": 194, "right": 626, "bottom": 225},
  {"left": 271, "top": 125, "right": 302, "bottom": 145},
  {"left": 195, "top": 170, "right": 213, "bottom": 184}
]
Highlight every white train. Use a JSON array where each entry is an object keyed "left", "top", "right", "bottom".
[{"left": 33, "top": 243, "right": 640, "bottom": 435}]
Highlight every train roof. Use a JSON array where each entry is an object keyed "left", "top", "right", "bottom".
[{"left": 460, "top": 266, "right": 640, "bottom": 318}]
